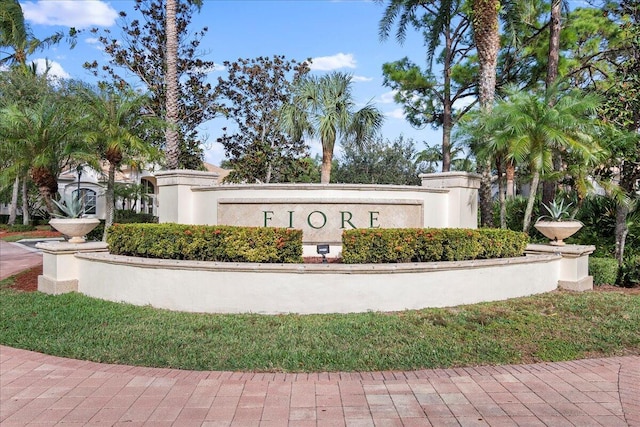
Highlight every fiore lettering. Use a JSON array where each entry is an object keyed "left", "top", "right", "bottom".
[{"left": 263, "top": 210, "right": 380, "bottom": 229}]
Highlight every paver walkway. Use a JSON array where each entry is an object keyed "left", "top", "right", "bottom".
[
  {"left": 1, "top": 346, "right": 638, "bottom": 426},
  {"left": 1, "top": 240, "right": 639, "bottom": 425},
  {"left": 0, "top": 240, "right": 43, "bottom": 281}
]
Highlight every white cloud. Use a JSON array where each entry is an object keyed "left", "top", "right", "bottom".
[
  {"left": 377, "top": 90, "right": 397, "bottom": 104},
  {"left": 196, "top": 63, "right": 226, "bottom": 74},
  {"left": 309, "top": 53, "right": 356, "bottom": 71},
  {"left": 386, "top": 108, "right": 405, "bottom": 119},
  {"left": 31, "top": 58, "right": 71, "bottom": 79},
  {"left": 352, "top": 75, "right": 373, "bottom": 82},
  {"left": 85, "top": 37, "right": 100, "bottom": 44},
  {"left": 22, "top": 1, "right": 118, "bottom": 28}
]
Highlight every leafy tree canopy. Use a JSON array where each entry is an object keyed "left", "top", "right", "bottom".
[{"left": 84, "top": 0, "right": 219, "bottom": 169}]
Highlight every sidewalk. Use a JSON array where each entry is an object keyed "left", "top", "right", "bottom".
[
  {"left": 0, "top": 240, "right": 43, "bottom": 281},
  {"left": 1, "top": 345, "right": 638, "bottom": 426}
]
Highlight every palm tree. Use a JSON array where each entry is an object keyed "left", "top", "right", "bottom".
[
  {"left": 82, "top": 86, "right": 159, "bottom": 240},
  {"left": 164, "top": 0, "right": 180, "bottom": 169},
  {"left": 486, "top": 86, "right": 602, "bottom": 232},
  {"left": 281, "top": 72, "right": 384, "bottom": 184},
  {"left": 470, "top": 0, "right": 500, "bottom": 227},
  {"left": 0, "top": 0, "right": 63, "bottom": 67},
  {"left": 0, "top": 92, "right": 91, "bottom": 214}
]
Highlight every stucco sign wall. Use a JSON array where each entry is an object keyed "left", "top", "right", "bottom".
[
  {"left": 217, "top": 198, "right": 423, "bottom": 244},
  {"left": 155, "top": 171, "right": 481, "bottom": 252}
]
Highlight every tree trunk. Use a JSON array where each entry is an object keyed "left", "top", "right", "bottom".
[
  {"left": 506, "top": 161, "right": 515, "bottom": 198},
  {"left": 614, "top": 202, "right": 629, "bottom": 265},
  {"left": 103, "top": 162, "right": 116, "bottom": 242},
  {"left": 21, "top": 177, "right": 29, "bottom": 225},
  {"left": 164, "top": 0, "right": 180, "bottom": 169},
  {"left": 496, "top": 155, "right": 506, "bottom": 228},
  {"left": 8, "top": 176, "right": 19, "bottom": 226},
  {"left": 320, "top": 148, "right": 333, "bottom": 184},
  {"left": 471, "top": 0, "right": 500, "bottom": 228},
  {"left": 545, "top": 0, "right": 562, "bottom": 93},
  {"left": 31, "top": 167, "right": 57, "bottom": 214},
  {"left": 479, "top": 160, "right": 495, "bottom": 228},
  {"left": 442, "top": 24, "right": 453, "bottom": 172},
  {"left": 523, "top": 170, "right": 540, "bottom": 233},
  {"left": 543, "top": 0, "right": 562, "bottom": 206}
]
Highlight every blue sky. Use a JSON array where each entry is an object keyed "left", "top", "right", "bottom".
[{"left": 20, "top": 0, "right": 441, "bottom": 166}]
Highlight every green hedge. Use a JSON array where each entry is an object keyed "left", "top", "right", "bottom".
[
  {"left": 589, "top": 258, "right": 619, "bottom": 286},
  {"left": 107, "top": 223, "right": 303, "bottom": 263},
  {"left": 618, "top": 256, "right": 640, "bottom": 288},
  {"left": 341, "top": 228, "right": 529, "bottom": 264}
]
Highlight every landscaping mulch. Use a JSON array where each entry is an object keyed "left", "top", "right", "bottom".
[
  {"left": 0, "top": 228, "right": 62, "bottom": 239},
  {"left": 8, "top": 265, "right": 41, "bottom": 292}
]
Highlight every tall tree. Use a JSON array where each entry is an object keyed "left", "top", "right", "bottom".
[
  {"left": 594, "top": 0, "right": 640, "bottom": 264},
  {"left": 81, "top": 85, "right": 159, "bottom": 240},
  {"left": 0, "top": 83, "right": 92, "bottom": 214},
  {"left": 164, "top": 0, "right": 180, "bottom": 169},
  {"left": 470, "top": 0, "right": 501, "bottom": 227},
  {"left": 215, "top": 56, "right": 310, "bottom": 183},
  {"left": 281, "top": 72, "right": 384, "bottom": 184},
  {"left": 378, "top": 0, "right": 476, "bottom": 172},
  {"left": 484, "top": 86, "right": 602, "bottom": 232},
  {"left": 84, "top": 0, "right": 215, "bottom": 170},
  {"left": 0, "top": 0, "right": 69, "bottom": 224}
]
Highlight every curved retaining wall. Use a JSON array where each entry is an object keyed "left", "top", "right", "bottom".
[{"left": 74, "top": 252, "right": 561, "bottom": 314}]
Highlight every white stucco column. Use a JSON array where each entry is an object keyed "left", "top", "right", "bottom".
[
  {"left": 525, "top": 244, "right": 595, "bottom": 291},
  {"left": 420, "top": 172, "right": 481, "bottom": 228},
  {"left": 155, "top": 170, "right": 219, "bottom": 224},
  {"left": 36, "top": 241, "right": 109, "bottom": 294}
]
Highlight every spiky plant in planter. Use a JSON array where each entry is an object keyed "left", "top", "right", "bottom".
[
  {"left": 49, "top": 194, "right": 100, "bottom": 243},
  {"left": 534, "top": 199, "right": 583, "bottom": 246}
]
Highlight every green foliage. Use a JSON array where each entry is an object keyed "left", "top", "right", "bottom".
[
  {"left": 215, "top": 56, "right": 311, "bottom": 184},
  {"left": 6, "top": 224, "right": 35, "bottom": 232},
  {"left": 282, "top": 71, "right": 384, "bottom": 183},
  {"left": 107, "top": 223, "right": 303, "bottom": 263},
  {"left": 341, "top": 228, "right": 528, "bottom": 264},
  {"left": 589, "top": 258, "right": 619, "bottom": 286},
  {"left": 114, "top": 210, "right": 158, "bottom": 224},
  {"left": 539, "top": 199, "right": 573, "bottom": 221},
  {"left": 332, "top": 135, "right": 420, "bottom": 185},
  {"left": 51, "top": 193, "right": 85, "bottom": 218},
  {"left": 84, "top": 0, "right": 219, "bottom": 169},
  {"left": 618, "top": 256, "right": 640, "bottom": 288}
]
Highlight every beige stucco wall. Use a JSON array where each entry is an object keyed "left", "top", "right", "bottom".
[
  {"left": 156, "top": 171, "right": 482, "bottom": 252},
  {"left": 75, "top": 252, "right": 560, "bottom": 314}
]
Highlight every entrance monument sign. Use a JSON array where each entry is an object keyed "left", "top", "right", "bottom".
[{"left": 155, "top": 170, "right": 482, "bottom": 255}]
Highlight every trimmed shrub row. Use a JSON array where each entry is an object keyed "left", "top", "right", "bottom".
[
  {"left": 107, "top": 223, "right": 303, "bottom": 263},
  {"left": 589, "top": 257, "right": 619, "bottom": 286},
  {"left": 342, "top": 228, "right": 529, "bottom": 264}
]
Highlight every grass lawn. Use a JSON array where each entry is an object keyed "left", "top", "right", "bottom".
[{"left": 1, "top": 270, "right": 638, "bottom": 372}]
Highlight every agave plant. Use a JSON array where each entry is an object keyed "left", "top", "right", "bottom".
[
  {"left": 51, "top": 193, "right": 86, "bottom": 218},
  {"left": 539, "top": 199, "right": 573, "bottom": 222}
]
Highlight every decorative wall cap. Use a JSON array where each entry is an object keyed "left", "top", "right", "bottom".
[
  {"left": 419, "top": 172, "right": 482, "bottom": 189},
  {"left": 525, "top": 243, "right": 596, "bottom": 257},
  {"left": 191, "top": 183, "right": 448, "bottom": 193},
  {"left": 77, "top": 252, "right": 559, "bottom": 275},
  {"left": 155, "top": 169, "right": 220, "bottom": 187},
  {"left": 36, "top": 241, "right": 109, "bottom": 255}
]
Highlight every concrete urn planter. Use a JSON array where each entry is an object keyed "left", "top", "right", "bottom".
[
  {"left": 534, "top": 220, "right": 583, "bottom": 246},
  {"left": 49, "top": 218, "right": 100, "bottom": 243}
]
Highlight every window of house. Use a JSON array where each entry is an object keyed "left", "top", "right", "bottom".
[{"left": 73, "top": 188, "right": 97, "bottom": 215}]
